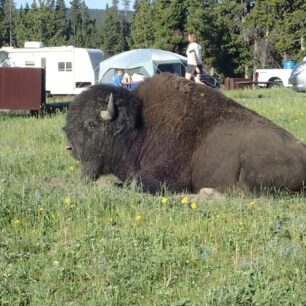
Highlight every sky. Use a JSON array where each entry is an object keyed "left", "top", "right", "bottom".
[{"left": 14, "top": 0, "right": 117, "bottom": 10}]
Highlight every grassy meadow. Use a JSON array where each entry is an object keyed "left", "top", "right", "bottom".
[{"left": 0, "top": 88, "right": 306, "bottom": 305}]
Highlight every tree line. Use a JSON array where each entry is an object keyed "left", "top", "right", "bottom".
[{"left": 0, "top": 0, "right": 305, "bottom": 78}]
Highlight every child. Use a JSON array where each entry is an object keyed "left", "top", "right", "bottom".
[{"left": 113, "top": 69, "right": 125, "bottom": 87}]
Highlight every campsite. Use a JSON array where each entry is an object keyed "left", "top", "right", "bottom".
[
  {"left": 1, "top": 0, "right": 306, "bottom": 304},
  {"left": 1, "top": 87, "right": 306, "bottom": 304}
]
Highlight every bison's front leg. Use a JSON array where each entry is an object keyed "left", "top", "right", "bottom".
[
  {"left": 136, "top": 168, "right": 190, "bottom": 194},
  {"left": 134, "top": 170, "right": 166, "bottom": 194}
]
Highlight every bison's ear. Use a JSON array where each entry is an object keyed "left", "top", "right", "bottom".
[{"left": 100, "top": 93, "right": 117, "bottom": 121}]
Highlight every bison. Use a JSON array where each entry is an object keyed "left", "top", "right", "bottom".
[{"left": 63, "top": 74, "right": 306, "bottom": 194}]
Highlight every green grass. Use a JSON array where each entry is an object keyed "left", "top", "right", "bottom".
[{"left": 0, "top": 88, "right": 306, "bottom": 305}]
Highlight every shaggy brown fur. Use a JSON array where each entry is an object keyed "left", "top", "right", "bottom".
[{"left": 64, "top": 74, "right": 306, "bottom": 194}]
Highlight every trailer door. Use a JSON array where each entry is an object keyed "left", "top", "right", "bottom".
[{"left": 45, "top": 50, "right": 74, "bottom": 95}]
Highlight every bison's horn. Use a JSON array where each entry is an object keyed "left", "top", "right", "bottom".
[{"left": 100, "top": 93, "right": 116, "bottom": 121}]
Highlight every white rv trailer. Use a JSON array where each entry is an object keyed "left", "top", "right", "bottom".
[{"left": 2, "top": 42, "right": 104, "bottom": 95}]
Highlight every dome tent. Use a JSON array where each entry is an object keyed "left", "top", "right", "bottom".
[{"left": 99, "top": 48, "right": 187, "bottom": 84}]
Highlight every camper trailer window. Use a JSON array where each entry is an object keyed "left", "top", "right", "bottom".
[
  {"left": 58, "top": 62, "right": 65, "bottom": 71},
  {"left": 66, "top": 62, "right": 72, "bottom": 71},
  {"left": 58, "top": 62, "right": 72, "bottom": 72}
]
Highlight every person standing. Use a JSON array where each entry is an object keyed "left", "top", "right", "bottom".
[{"left": 185, "top": 32, "right": 204, "bottom": 83}]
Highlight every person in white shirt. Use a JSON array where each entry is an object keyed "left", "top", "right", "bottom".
[{"left": 185, "top": 32, "right": 204, "bottom": 83}]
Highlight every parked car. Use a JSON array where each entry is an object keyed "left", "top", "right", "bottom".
[
  {"left": 255, "top": 68, "right": 293, "bottom": 88},
  {"left": 200, "top": 72, "right": 220, "bottom": 89},
  {"left": 289, "top": 60, "right": 306, "bottom": 92}
]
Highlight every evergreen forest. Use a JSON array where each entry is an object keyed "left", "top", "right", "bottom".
[{"left": 0, "top": 0, "right": 305, "bottom": 78}]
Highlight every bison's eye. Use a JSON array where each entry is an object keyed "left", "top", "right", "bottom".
[{"left": 85, "top": 122, "right": 96, "bottom": 130}]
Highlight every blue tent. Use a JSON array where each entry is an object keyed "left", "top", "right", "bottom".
[{"left": 99, "top": 48, "right": 187, "bottom": 84}]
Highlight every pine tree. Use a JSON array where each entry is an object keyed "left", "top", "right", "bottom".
[
  {"left": 129, "top": 0, "right": 154, "bottom": 48},
  {"left": 68, "top": 0, "right": 98, "bottom": 47},
  {"left": 28, "top": 0, "right": 43, "bottom": 41},
  {"left": 244, "top": 0, "right": 303, "bottom": 69},
  {"left": 122, "top": 0, "right": 130, "bottom": 16},
  {"left": 39, "top": 0, "right": 58, "bottom": 45},
  {"left": 112, "top": 0, "right": 119, "bottom": 9},
  {"left": 213, "top": 0, "right": 254, "bottom": 77},
  {"left": 14, "top": 0, "right": 43, "bottom": 44},
  {"left": 118, "top": 14, "right": 130, "bottom": 51},
  {"left": 0, "top": 0, "right": 6, "bottom": 46},
  {"left": 101, "top": 4, "right": 129, "bottom": 56},
  {"left": 153, "top": 0, "right": 188, "bottom": 53},
  {"left": 15, "top": 4, "right": 28, "bottom": 47},
  {"left": 80, "top": 0, "right": 98, "bottom": 47},
  {"left": 49, "top": 0, "right": 67, "bottom": 45},
  {"left": 0, "top": 0, "right": 16, "bottom": 46},
  {"left": 68, "top": 0, "right": 83, "bottom": 45},
  {"left": 278, "top": 0, "right": 306, "bottom": 61}
]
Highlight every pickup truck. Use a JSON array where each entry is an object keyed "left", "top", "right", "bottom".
[{"left": 255, "top": 69, "right": 293, "bottom": 88}]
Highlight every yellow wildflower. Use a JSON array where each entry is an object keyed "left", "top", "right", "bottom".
[
  {"left": 38, "top": 207, "right": 44, "bottom": 213},
  {"left": 248, "top": 200, "right": 256, "bottom": 206},
  {"left": 181, "top": 196, "right": 189, "bottom": 204},
  {"left": 135, "top": 215, "right": 142, "bottom": 221},
  {"left": 13, "top": 219, "right": 21, "bottom": 225},
  {"left": 70, "top": 204, "right": 75, "bottom": 208},
  {"left": 64, "top": 197, "right": 71, "bottom": 205},
  {"left": 161, "top": 197, "right": 168, "bottom": 204},
  {"left": 190, "top": 202, "right": 197, "bottom": 209},
  {"left": 69, "top": 166, "right": 74, "bottom": 171}
]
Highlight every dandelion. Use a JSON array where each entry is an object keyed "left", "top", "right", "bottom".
[
  {"left": 248, "top": 200, "right": 256, "bottom": 206},
  {"left": 181, "top": 196, "right": 189, "bottom": 204},
  {"left": 161, "top": 197, "right": 168, "bottom": 204},
  {"left": 238, "top": 220, "right": 243, "bottom": 226},
  {"left": 70, "top": 204, "right": 75, "bottom": 209},
  {"left": 13, "top": 219, "right": 21, "bottom": 225},
  {"left": 64, "top": 197, "right": 71, "bottom": 205},
  {"left": 69, "top": 166, "right": 74, "bottom": 171},
  {"left": 37, "top": 207, "right": 44, "bottom": 213},
  {"left": 190, "top": 202, "right": 197, "bottom": 209},
  {"left": 135, "top": 215, "right": 142, "bottom": 221}
]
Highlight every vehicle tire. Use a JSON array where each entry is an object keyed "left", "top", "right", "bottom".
[
  {"left": 268, "top": 78, "right": 284, "bottom": 88},
  {"left": 45, "top": 91, "right": 52, "bottom": 98}
]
